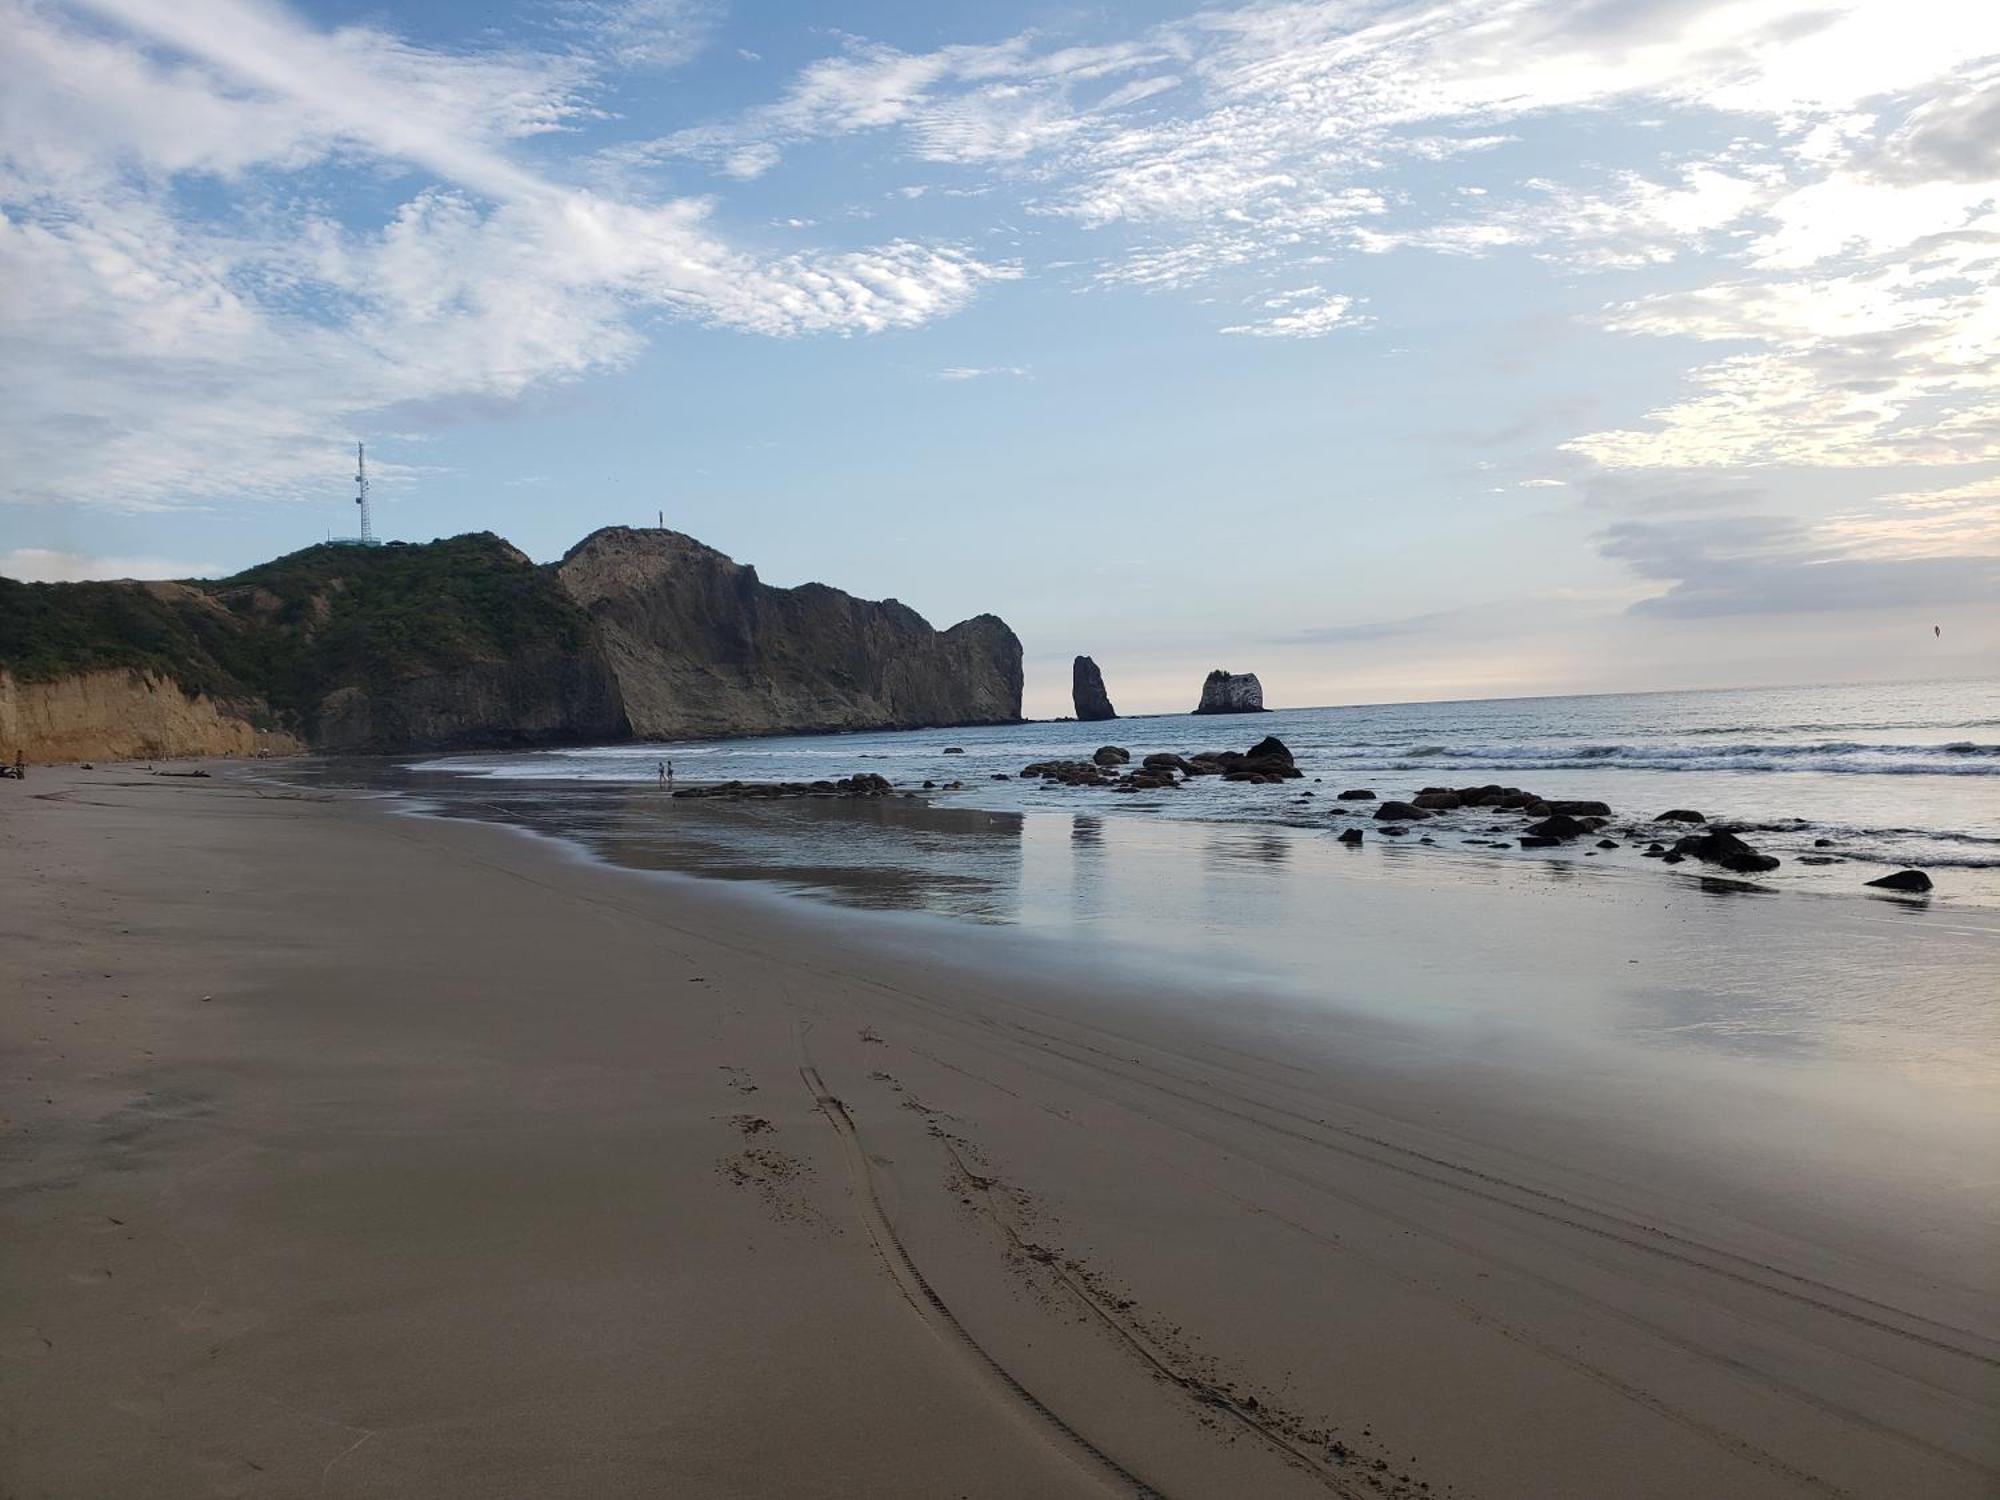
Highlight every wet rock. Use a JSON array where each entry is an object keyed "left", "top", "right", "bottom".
[
  {"left": 1660, "top": 852, "right": 1686, "bottom": 864},
  {"left": 1338, "top": 828, "right": 1364, "bottom": 845},
  {"left": 675, "top": 772, "right": 892, "bottom": 801},
  {"left": 1814, "top": 837, "right": 1834, "bottom": 847},
  {"left": 1093, "top": 745, "right": 1131, "bottom": 766},
  {"left": 1379, "top": 826, "right": 1409, "bottom": 836},
  {"left": 1596, "top": 839, "right": 1619, "bottom": 849},
  {"left": 1545, "top": 800, "right": 1611, "bottom": 817},
  {"left": 1657, "top": 809, "right": 1706, "bottom": 824},
  {"left": 1374, "top": 801, "right": 1431, "bottom": 821},
  {"left": 1672, "top": 828, "right": 1780, "bottom": 874},
  {"left": 1412, "top": 790, "right": 1462, "bottom": 810},
  {"left": 1865, "top": 869, "right": 1933, "bottom": 893},
  {"left": 1797, "top": 855, "right": 1839, "bottom": 865},
  {"left": 1337, "top": 788, "right": 1377, "bottom": 801},
  {"left": 1245, "top": 735, "right": 1293, "bottom": 765},
  {"left": 1144, "top": 753, "right": 1194, "bottom": 774},
  {"left": 1518, "top": 835, "right": 1561, "bottom": 849},
  {"left": 942, "top": 746, "right": 964, "bottom": 754},
  {"left": 1524, "top": 814, "right": 1590, "bottom": 841},
  {"left": 1495, "top": 791, "right": 1542, "bottom": 810}
]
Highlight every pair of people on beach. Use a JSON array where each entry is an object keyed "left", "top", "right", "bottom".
[{"left": 657, "top": 760, "right": 674, "bottom": 786}]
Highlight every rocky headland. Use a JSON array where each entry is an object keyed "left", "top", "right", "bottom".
[{"left": 0, "top": 527, "right": 1022, "bottom": 760}]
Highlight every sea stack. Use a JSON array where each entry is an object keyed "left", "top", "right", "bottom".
[
  {"left": 1192, "top": 669, "right": 1266, "bottom": 715},
  {"left": 1072, "top": 655, "right": 1117, "bottom": 721}
]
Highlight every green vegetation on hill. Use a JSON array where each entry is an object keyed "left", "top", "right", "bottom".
[{"left": 0, "top": 533, "right": 599, "bottom": 735}]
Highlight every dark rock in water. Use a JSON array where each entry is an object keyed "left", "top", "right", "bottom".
[
  {"left": 991, "top": 773, "right": 1010, "bottom": 780},
  {"left": 1337, "top": 788, "right": 1377, "bottom": 801},
  {"left": 1524, "top": 814, "right": 1590, "bottom": 841},
  {"left": 1245, "top": 735, "right": 1293, "bottom": 765},
  {"left": 1866, "top": 869, "right": 1933, "bottom": 893},
  {"left": 1192, "top": 669, "right": 1267, "bottom": 714},
  {"left": 1412, "top": 790, "right": 1462, "bottom": 810},
  {"left": 675, "top": 772, "right": 891, "bottom": 800},
  {"left": 1419, "top": 836, "right": 1435, "bottom": 845},
  {"left": 1672, "top": 829, "right": 1780, "bottom": 874},
  {"left": 1545, "top": 800, "right": 1611, "bottom": 817},
  {"left": 943, "top": 746, "right": 965, "bottom": 754},
  {"left": 1073, "top": 655, "right": 1117, "bottom": 721},
  {"left": 1522, "top": 801, "right": 1553, "bottom": 817},
  {"left": 1596, "top": 839, "right": 1619, "bottom": 849},
  {"left": 1093, "top": 745, "right": 1131, "bottom": 766},
  {"left": 1495, "top": 791, "right": 1542, "bottom": 810},
  {"left": 1374, "top": 800, "right": 1431, "bottom": 821},
  {"left": 1797, "top": 855, "right": 1839, "bottom": 865},
  {"left": 922, "top": 779, "right": 935, "bottom": 789},
  {"left": 1813, "top": 837, "right": 1834, "bottom": 847},
  {"left": 1519, "top": 835, "right": 1561, "bottom": 848},
  {"left": 1338, "top": 828, "right": 1364, "bottom": 845},
  {"left": 1658, "top": 809, "right": 1706, "bottom": 824},
  {"left": 1379, "top": 825, "right": 1409, "bottom": 836},
  {"left": 1660, "top": 852, "right": 1685, "bottom": 864},
  {"left": 1144, "top": 752, "right": 1194, "bottom": 773}
]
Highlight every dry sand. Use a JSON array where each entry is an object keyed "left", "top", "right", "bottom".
[{"left": 2, "top": 766, "right": 1995, "bottom": 1498}]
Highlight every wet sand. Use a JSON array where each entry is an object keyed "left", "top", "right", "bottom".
[{"left": 2, "top": 766, "right": 1995, "bottom": 1498}]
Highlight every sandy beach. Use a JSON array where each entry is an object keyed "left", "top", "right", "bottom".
[{"left": 3, "top": 765, "right": 1996, "bottom": 1499}]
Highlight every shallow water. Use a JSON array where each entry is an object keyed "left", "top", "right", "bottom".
[{"left": 411, "top": 678, "right": 2000, "bottom": 898}]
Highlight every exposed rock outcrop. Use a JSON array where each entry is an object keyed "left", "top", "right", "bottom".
[
  {"left": 1073, "top": 656, "right": 1117, "bottom": 721},
  {"left": 0, "top": 669, "right": 302, "bottom": 762},
  {"left": 556, "top": 528, "right": 1022, "bottom": 740},
  {"left": 1192, "top": 669, "right": 1266, "bottom": 714}
]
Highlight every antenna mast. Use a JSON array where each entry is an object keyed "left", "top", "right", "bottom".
[{"left": 354, "top": 442, "right": 374, "bottom": 545}]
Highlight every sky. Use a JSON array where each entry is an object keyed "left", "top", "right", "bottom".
[{"left": 2, "top": 0, "right": 1996, "bottom": 716}]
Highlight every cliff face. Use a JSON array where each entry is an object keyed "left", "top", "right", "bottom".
[
  {"left": 1072, "top": 656, "right": 1117, "bottom": 721},
  {"left": 1193, "top": 669, "right": 1267, "bottom": 714},
  {"left": 556, "top": 528, "right": 1022, "bottom": 739},
  {"left": 0, "top": 669, "right": 303, "bottom": 762}
]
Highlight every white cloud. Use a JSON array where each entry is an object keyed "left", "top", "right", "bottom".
[
  {"left": 936, "top": 365, "right": 1030, "bottom": 380},
  {"left": 2, "top": 548, "right": 222, "bottom": 582},
  {"left": 1220, "top": 291, "right": 1361, "bottom": 338},
  {"left": 0, "top": 0, "right": 1010, "bottom": 509}
]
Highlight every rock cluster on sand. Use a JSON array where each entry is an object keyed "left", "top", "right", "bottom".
[
  {"left": 1191, "top": 669, "right": 1267, "bottom": 715},
  {"left": 1666, "top": 828, "right": 1781, "bottom": 874},
  {"left": 1072, "top": 656, "right": 1117, "bottom": 722},
  {"left": 673, "top": 773, "right": 894, "bottom": 800}
]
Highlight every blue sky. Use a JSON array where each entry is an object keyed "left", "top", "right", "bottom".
[{"left": 3, "top": 0, "right": 1996, "bottom": 715}]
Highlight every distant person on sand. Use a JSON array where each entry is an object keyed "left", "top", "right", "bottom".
[
  {"left": 12, "top": 749, "right": 21, "bottom": 781},
  {"left": 658, "top": 760, "right": 666, "bottom": 785}
]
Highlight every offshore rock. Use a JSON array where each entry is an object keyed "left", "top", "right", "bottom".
[
  {"left": 1073, "top": 656, "right": 1117, "bottom": 721},
  {"left": 1865, "top": 869, "right": 1933, "bottom": 893},
  {"left": 557, "top": 527, "right": 1022, "bottom": 740},
  {"left": 1192, "top": 669, "right": 1266, "bottom": 715}
]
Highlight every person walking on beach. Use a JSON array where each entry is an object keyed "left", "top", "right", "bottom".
[{"left": 658, "top": 760, "right": 666, "bottom": 786}]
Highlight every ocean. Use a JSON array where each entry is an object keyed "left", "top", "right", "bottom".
[{"left": 400, "top": 678, "right": 2000, "bottom": 902}]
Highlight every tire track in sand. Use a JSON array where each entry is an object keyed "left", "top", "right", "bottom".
[{"left": 795, "top": 1054, "right": 1169, "bottom": 1500}]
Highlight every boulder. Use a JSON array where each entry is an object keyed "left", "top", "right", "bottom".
[
  {"left": 1245, "top": 735, "right": 1293, "bottom": 765},
  {"left": 1374, "top": 801, "right": 1431, "bottom": 821},
  {"left": 1596, "top": 839, "right": 1619, "bottom": 850},
  {"left": 1093, "top": 745, "right": 1131, "bottom": 766},
  {"left": 1671, "top": 829, "right": 1780, "bottom": 874},
  {"left": 1143, "top": 752, "right": 1194, "bottom": 773},
  {"left": 1545, "top": 800, "right": 1610, "bottom": 817},
  {"left": 1865, "top": 869, "right": 1933, "bottom": 893},
  {"left": 1523, "top": 814, "right": 1590, "bottom": 841},
  {"left": 1657, "top": 809, "right": 1705, "bottom": 824},
  {"left": 1072, "top": 655, "right": 1117, "bottom": 721},
  {"left": 1337, "top": 828, "right": 1364, "bottom": 845},
  {"left": 1337, "top": 788, "right": 1377, "bottom": 800},
  {"left": 1191, "top": 669, "right": 1267, "bottom": 715},
  {"left": 1412, "top": 790, "right": 1461, "bottom": 810},
  {"left": 1519, "top": 835, "right": 1561, "bottom": 849}
]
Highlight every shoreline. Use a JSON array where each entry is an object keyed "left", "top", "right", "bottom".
[{"left": 3, "top": 765, "right": 1996, "bottom": 1497}]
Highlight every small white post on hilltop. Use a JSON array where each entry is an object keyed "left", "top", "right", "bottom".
[{"left": 355, "top": 442, "right": 374, "bottom": 545}]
